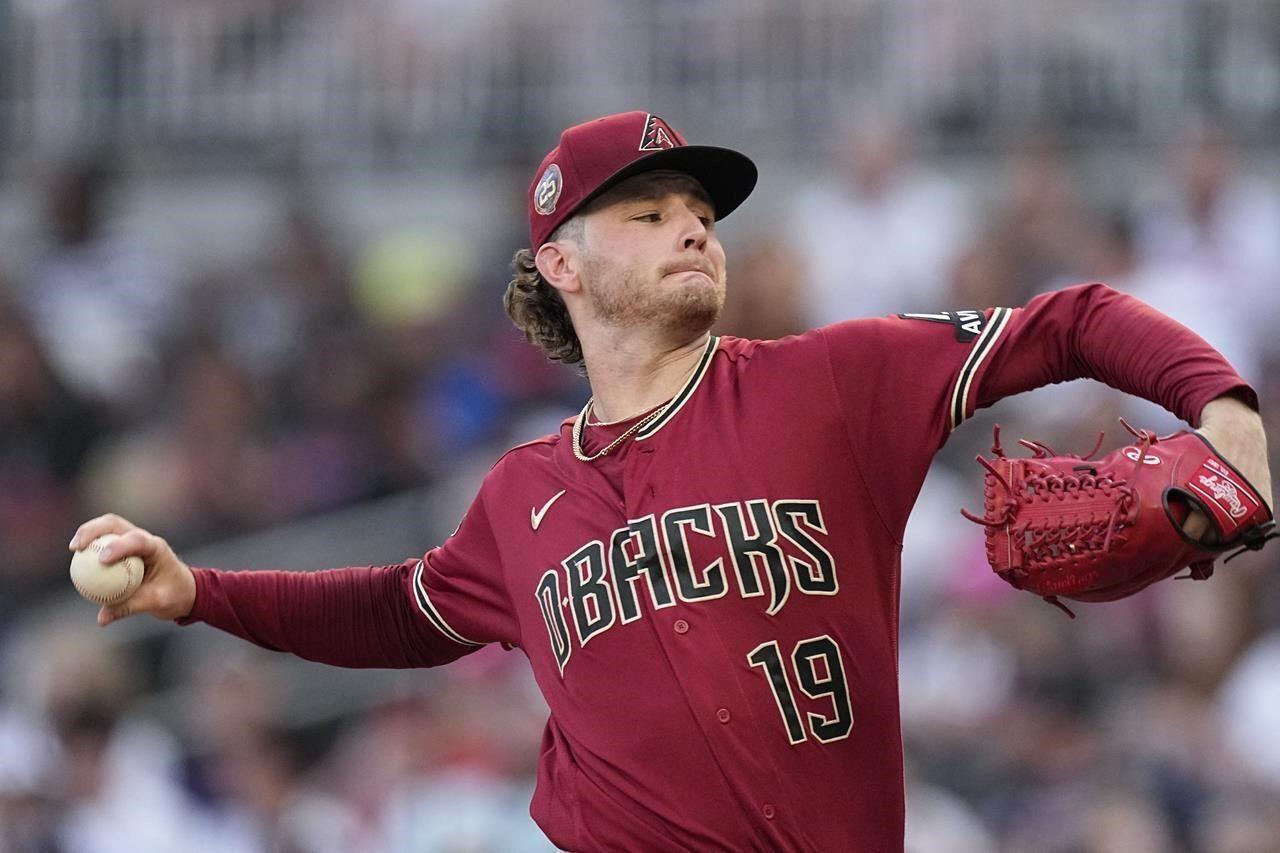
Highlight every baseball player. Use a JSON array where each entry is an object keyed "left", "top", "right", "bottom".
[{"left": 72, "top": 111, "right": 1272, "bottom": 851}]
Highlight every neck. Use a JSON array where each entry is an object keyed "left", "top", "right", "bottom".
[{"left": 578, "top": 325, "right": 711, "bottom": 423}]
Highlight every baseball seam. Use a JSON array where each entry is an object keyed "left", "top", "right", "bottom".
[{"left": 74, "top": 539, "right": 142, "bottom": 604}]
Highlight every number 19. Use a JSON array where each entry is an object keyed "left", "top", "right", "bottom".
[{"left": 747, "top": 635, "right": 853, "bottom": 744}]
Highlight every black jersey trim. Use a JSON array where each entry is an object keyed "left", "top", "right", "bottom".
[
  {"left": 412, "top": 560, "right": 485, "bottom": 646},
  {"left": 636, "top": 335, "right": 719, "bottom": 440},
  {"left": 948, "top": 307, "right": 1012, "bottom": 431}
]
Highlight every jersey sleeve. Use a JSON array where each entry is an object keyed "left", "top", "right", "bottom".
[
  {"left": 966, "top": 282, "right": 1256, "bottom": 422},
  {"left": 409, "top": 480, "right": 519, "bottom": 649},
  {"left": 178, "top": 476, "right": 520, "bottom": 666},
  {"left": 818, "top": 281, "right": 1256, "bottom": 540},
  {"left": 178, "top": 562, "right": 483, "bottom": 668}
]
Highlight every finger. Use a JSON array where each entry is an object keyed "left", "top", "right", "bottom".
[
  {"left": 1181, "top": 508, "right": 1211, "bottom": 543},
  {"left": 70, "top": 514, "right": 137, "bottom": 551},
  {"left": 98, "top": 601, "right": 135, "bottom": 627},
  {"left": 96, "top": 528, "right": 165, "bottom": 566}
]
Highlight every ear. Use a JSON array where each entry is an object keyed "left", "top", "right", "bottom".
[{"left": 535, "top": 240, "right": 582, "bottom": 296}]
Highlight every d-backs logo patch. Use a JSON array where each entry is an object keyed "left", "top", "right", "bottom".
[
  {"left": 534, "top": 163, "right": 563, "bottom": 215},
  {"left": 899, "top": 309, "right": 988, "bottom": 343},
  {"left": 639, "top": 114, "right": 679, "bottom": 151}
]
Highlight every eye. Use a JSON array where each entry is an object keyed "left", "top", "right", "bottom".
[{"left": 632, "top": 211, "right": 661, "bottom": 222}]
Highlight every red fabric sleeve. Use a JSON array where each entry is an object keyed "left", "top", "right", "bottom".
[
  {"left": 176, "top": 563, "right": 481, "bottom": 668},
  {"left": 175, "top": 472, "right": 521, "bottom": 666},
  {"left": 971, "top": 282, "right": 1256, "bottom": 423},
  {"left": 819, "top": 282, "right": 1256, "bottom": 541}
]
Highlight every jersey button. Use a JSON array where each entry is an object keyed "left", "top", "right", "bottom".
[
  {"left": 673, "top": 619, "right": 690, "bottom": 634},
  {"left": 716, "top": 708, "right": 731, "bottom": 724},
  {"left": 762, "top": 803, "right": 776, "bottom": 820}
]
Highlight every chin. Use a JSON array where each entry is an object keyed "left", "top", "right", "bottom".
[
  {"left": 590, "top": 268, "right": 724, "bottom": 337},
  {"left": 661, "top": 285, "right": 723, "bottom": 339}
]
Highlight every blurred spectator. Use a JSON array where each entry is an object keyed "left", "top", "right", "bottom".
[
  {"left": 1081, "top": 786, "right": 1176, "bottom": 853},
  {"left": 786, "top": 115, "right": 974, "bottom": 322},
  {"left": 266, "top": 323, "right": 396, "bottom": 515},
  {"left": 78, "top": 344, "right": 277, "bottom": 544},
  {"left": 350, "top": 225, "right": 509, "bottom": 460},
  {"left": 904, "top": 779, "right": 996, "bottom": 853},
  {"left": 195, "top": 198, "right": 354, "bottom": 384},
  {"left": 973, "top": 134, "right": 1105, "bottom": 304},
  {"left": 1216, "top": 631, "right": 1280, "bottom": 791},
  {"left": 714, "top": 235, "right": 806, "bottom": 341},
  {"left": 168, "top": 650, "right": 362, "bottom": 852},
  {"left": 323, "top": 648, "right": 551, "bottom": 851},
  {"left": 355, "top": 0, "right": 514, "bottom": 145},
  {"left": 1194, "top": 789, "right": 1280, "bottom": 853},
  {"left": 17, "top": 156, "right": 179, "bottom": 412},
  {"left": 1132, "top": 120, "right": 1280, "bottom": 365},
  {"left": 375, "top": 769, "right": 551, "bottom": 852},
  {"left": 899, "top": 605, "right": 1016, "bottom": 735},
  {"left": 5, "top": 623, "right": 201, "bottom": 853},
  {"left": 0, "top": 705, "right": 61, "bottom": 852},
  {"left": 1149, "top": 568, "right": 1260, "bottom": 695},
  {"left": 0, "top": 297, "right": 102, "bottom": 613}
]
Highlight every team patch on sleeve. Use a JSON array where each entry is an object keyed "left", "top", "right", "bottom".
[
  {"left": 944, "top": 307, "right": 1012, "bottom": 431},
  {"left": 898, "top": 310, "right": 989, "bottom": 342}
]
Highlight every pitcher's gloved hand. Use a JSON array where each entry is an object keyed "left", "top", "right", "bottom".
[{"left": 962, "top": 421, "right": 1276, "bottom": 616}]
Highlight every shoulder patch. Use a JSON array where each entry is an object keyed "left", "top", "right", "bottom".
[{"left": 898, "top": 310, "right": 988, "bottom": 343}]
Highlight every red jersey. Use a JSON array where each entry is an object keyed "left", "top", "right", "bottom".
[{"left": 181, "top": 283, "right": 1253, "bottom": 851}]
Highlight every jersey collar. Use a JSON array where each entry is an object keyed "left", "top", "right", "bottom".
[{"left": 635, "top": 334, "right": 719, "bottom": 441}]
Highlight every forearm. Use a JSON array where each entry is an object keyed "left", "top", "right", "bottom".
[
  {"left": 979, "top": 283, "right": 1255, "bottom": 426},
  {"left": 178, "top": 564, "right": 473, "bottom": 668},
  {"left": 1198, "top": 396, "right": 1273, "bottom": 511}
]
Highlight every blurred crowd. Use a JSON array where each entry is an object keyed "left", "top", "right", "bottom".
[{"left": 3, "top": 112, "right": 1280, "bottom": 851}]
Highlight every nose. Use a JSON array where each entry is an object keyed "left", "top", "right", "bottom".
[{"left": 677, "top": 206, "right": 709, "bottom": 252}]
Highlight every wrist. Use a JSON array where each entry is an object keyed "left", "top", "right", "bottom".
[
  {"left": 173, "top": 566, "right": 203, "bottom": 623},
  {"left": 1199, "top": 395, "right": 1259, "bottom": 430},
  {"left": 1196, "top": 395, "right": 1272, "bottom": 514}
]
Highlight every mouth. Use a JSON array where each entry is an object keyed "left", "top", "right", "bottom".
[{"left": 663, "top": 264, "right": 715, "bottom": 281}]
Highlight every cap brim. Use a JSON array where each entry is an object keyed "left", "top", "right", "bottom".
[{"left": 574, "top": 145, "right": 758, "bottom": 223}]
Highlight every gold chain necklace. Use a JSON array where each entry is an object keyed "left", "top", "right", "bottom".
[
  {"left": 572, "top": 399, "right": 669, "bottom": 462},
  {"left": 571, "top": 335, "right": 711, "bottom": 463}
]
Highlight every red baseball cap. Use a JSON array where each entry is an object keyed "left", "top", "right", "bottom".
[{"left": 527, "top": 111, "right": 757, "bottom": 247}]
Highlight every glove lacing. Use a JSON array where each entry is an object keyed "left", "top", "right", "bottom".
[{"left": 961, "top": 424, "right": 1145, "bottom": 619}]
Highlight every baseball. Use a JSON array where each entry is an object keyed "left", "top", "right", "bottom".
[{"left": 70, "top": 534, "right": 144, "bottom": 605}]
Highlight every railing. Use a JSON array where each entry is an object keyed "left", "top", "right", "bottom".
[{"left": 1, "top": 0, "right": 1277, "bottom": 167}]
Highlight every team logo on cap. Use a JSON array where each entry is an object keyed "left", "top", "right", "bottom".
[
  {"left": 534, "top": 163, "right": 563, "bottom": 215},
  {"left": 639, "top": 114, "right": 679, "bottom": 151}
]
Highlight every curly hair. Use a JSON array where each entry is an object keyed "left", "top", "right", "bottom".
[{"left": 504, "top": 218, "right": 584, "bottom": 366}]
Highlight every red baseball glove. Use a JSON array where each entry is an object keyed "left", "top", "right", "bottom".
[{"left": 963, "top": 421, "right": 1276, "bottom": 616}]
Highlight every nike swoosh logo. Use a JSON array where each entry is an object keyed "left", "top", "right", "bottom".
[{"left": 531, "top": 489, "right": 567, "bottom": 531}]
